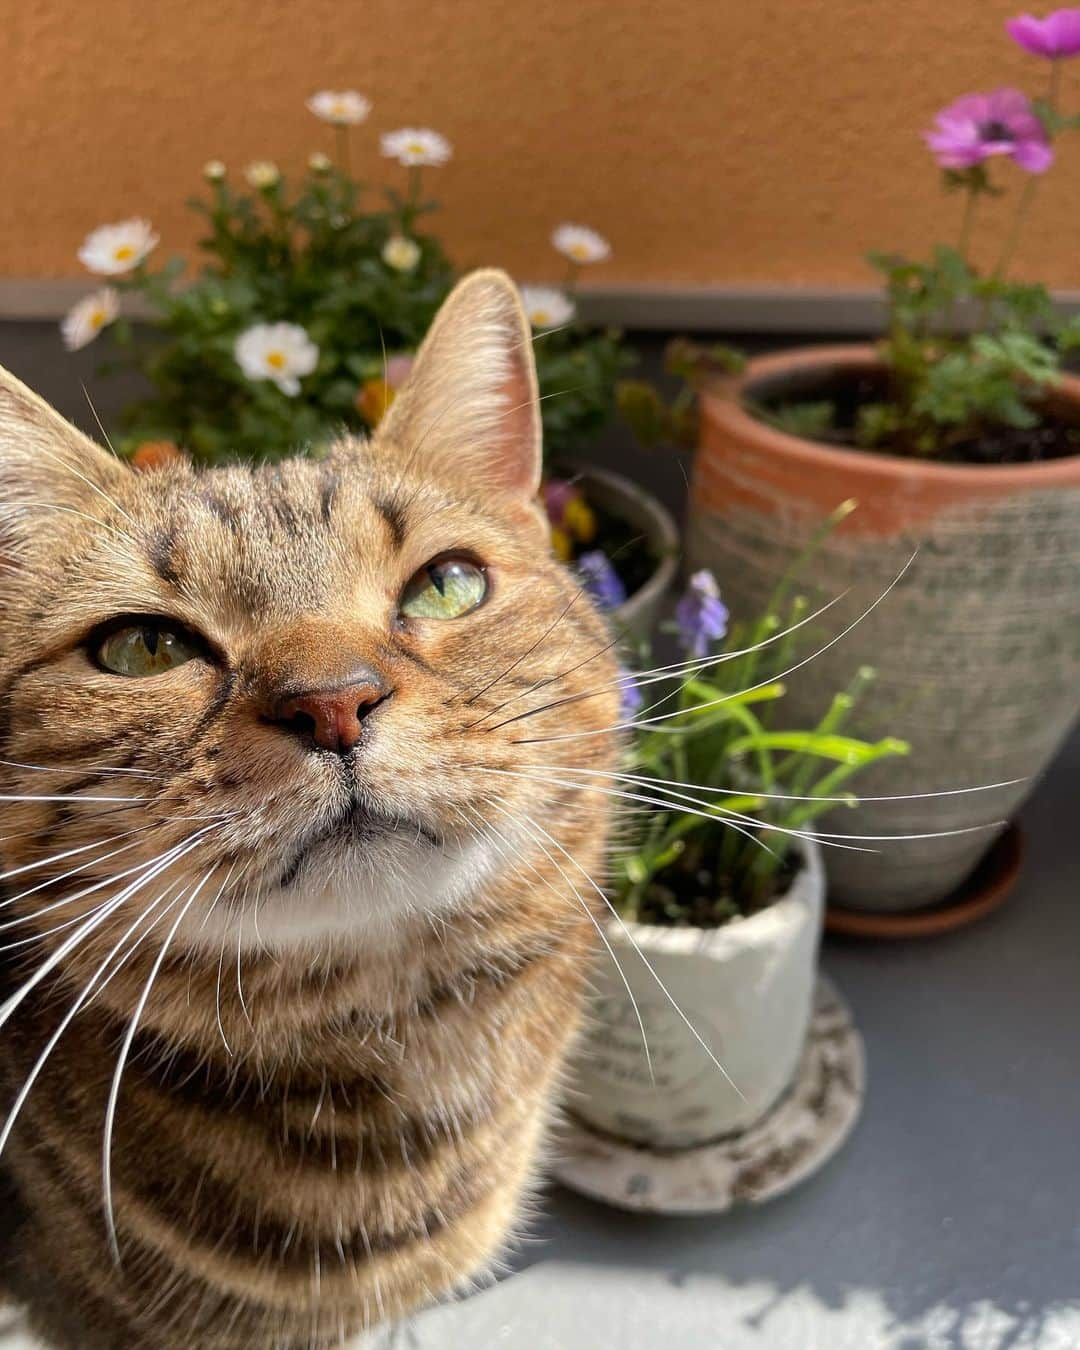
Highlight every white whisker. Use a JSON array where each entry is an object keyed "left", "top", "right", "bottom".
[
  {"left": 102, "top": 865, "right": 216, "bottom": 1263},
  {"left": 515, "top": 804, "right": 745, "bottom": 1101},
  {"left": 511, "top": 553, "right": 918, "bottom": 745},
  {"left": 481, "top": 589, "right": 846, "bottom": 732},
  {"left": 0, "top": 826, "right": 220, "bottom": 1041},
  {"left": 523, "top": 763, "right": 1025, "bottom": 806},
  {"left": 0, "top": 874, "right": 190, "bottom": 1162},
  {"left": 483, "top": 798, "right": 654, "bottom": 1086}
]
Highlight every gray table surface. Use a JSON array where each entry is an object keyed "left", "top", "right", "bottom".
[{"left": 1, "top": 324, "right": 1078, "bottom": 1350}]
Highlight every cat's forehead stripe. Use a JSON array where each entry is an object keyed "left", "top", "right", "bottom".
[
  {"left": 374, "top": 494, "right": 409, "bottom": 551},
  {"left": 147, "top": 523, "right": 182, "bottom": 589}
]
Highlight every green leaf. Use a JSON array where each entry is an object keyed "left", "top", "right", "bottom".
[
  {"left": 755, "top": 400, "right": 836, "bottom": 441},
  {"left": 725, "top": 731, "right": 908, "bottom": 765}
]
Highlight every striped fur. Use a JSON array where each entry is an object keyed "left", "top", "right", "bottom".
[{"left": 0, "top": 272, "right": 621, "bottom": 1347}]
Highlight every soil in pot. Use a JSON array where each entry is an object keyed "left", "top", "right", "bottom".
[
  {"left": 631, "top": 838, "right": 797, "bottom": 929},
  {"left": 752, "top": 365, "right": 1080, "bottom": 465}
]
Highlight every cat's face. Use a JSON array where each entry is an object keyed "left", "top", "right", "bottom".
[{"left": 0, "top": 272, "right": 621, "bottom": 957}]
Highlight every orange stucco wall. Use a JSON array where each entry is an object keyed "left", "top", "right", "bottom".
[{"left": 3, "top": 0, "right": 1077, "bottom": 288}]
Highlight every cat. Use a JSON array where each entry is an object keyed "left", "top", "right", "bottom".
[{"left": 0, "top": 270, "right": 622, "bottom": 1348}]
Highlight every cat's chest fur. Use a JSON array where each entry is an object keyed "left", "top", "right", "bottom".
[{"left": 0, "top": 839, "right": 603, "bottom": 1349}]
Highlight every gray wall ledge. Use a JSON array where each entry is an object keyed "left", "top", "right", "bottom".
[{"left": 3, "top": 278, "right": 1079, "bottom": 334}]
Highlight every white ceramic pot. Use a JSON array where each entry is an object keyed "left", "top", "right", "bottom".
[{"left": 567, "top": 838, "right": 825, "bottom": 1149}]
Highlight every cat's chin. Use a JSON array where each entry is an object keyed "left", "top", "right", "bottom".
[{"left": 179, "top": 820, "right": 502, "bottom": 955}]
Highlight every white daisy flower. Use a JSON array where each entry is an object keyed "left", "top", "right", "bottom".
[
  {"left": 77, "top": 219, "right": 159, "bottom": 276},
  {"left": 380, "top": 128, "right": 452, "bottom": 167},
  {"left": 245, "top": 161, "right": 281, "bottom": 190},
  {"left": 308, "top": 152, "right": 332, "bottom": 173},
  {"left": 307, "top": 90, "right": 371, "bottom": 126},
  {"left": 382, "top": 236, "right": 422, "bottom": 272},
  {"left": 234, "top": 323, "right": 319, "bottom": 397},
  {"left": 552, "top": 223, "right": 611, "bottom": 265},
  {"left": 519, "top": 285, "right": 575, "bottom": 330},
  {"left": 203, "top": 160, "right": 226, "bottom": 182},
  {"left": 60, "top": 288, "right": 119, "bottom": 352}
]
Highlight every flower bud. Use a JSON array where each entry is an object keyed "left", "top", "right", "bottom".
[{"left": 245, "top": 160, "right": 281, "bottom": 190}]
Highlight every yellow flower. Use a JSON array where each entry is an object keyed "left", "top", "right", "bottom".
[
  {"left": 549, "top": 525, "right": 574, "bottom": 562},
  {"left": 356, "top": 378, "right": 396, "bottom": 427},
  {"left": 563, "top": 496, "right": 598, "bottom": 543}
]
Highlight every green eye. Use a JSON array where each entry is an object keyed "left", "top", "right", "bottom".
[
  {"left": 400, "top": 557, "right": 488, "bottom": 620},
  {"left": 95, "top": 623, "right": 203, "bottom": 677}
]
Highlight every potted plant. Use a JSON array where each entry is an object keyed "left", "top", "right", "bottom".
[
  {"left": 61, "top": 93, "right": 675, "bottom": 638},
  {"left": 552, "top": 569, "right": 907, "bottom": 1209},
  {"left": 620, "top": 13, "right": 1080, "bottom": 922}
]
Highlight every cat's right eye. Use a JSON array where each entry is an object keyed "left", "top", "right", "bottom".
[
  {"left": 93, "top": 621, "right": 204, "bottom": 678},
  {"left": 399, "top": 556, "right": 488, "bottom": 620}
]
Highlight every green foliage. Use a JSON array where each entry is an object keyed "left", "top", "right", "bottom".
[
  {"left": 863, "top": 242, "right": 1073, "bottom": 456},
  {"left": 616, "top": 337, "right": 744, "bottom": 450},
  {"left": 615, "top": 510, "right": 908, "bottom": 923},
  {"left": 754, "top": 399, "right": 837, "bottom": 441},
  {"left": 102, "top": 161, "right": 633, "bottom": 464},
  {"left": 618, "top": 94, "right": 1080, "bottom": 464},
  {"left": 614, "top": 601, "right": 908, "bottom": 923},
  {"left": 534, "top": 326, "right": 637, "bottom": 458}
]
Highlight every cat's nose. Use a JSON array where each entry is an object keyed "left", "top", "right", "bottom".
[{"left": 267, "top": 670, "right": 390, "bottom": 754}]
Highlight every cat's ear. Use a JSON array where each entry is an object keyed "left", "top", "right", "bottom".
[
  {"left": 0, "top": 364, "right": 128, "bottom": 559},
  {"left": 376, "top": 269, "right": 542, "bottom": 498}
]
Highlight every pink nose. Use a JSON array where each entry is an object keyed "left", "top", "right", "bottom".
[{"left": 269, "top": 674, "right": 388, "bottom": 754}]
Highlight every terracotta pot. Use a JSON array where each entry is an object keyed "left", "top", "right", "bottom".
[
  {"left": 688, "top": 345, "right": 1080, "bottom": 912},
  {"left": 566, "top": 839, "right": 825, "bottom": 1150},
  {"left": 572, "top": 465, "right": 679, "bottom": 642}
]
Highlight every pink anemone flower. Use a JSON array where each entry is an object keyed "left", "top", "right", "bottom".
[
  {"left": 924, "top": 88, "right": 1054, "bottom": 173},
  {"left": 1007, "top": 9, "right": 1080, "bottom": 58}
]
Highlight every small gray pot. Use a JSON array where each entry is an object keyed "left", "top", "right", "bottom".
[{"left": 572, "top": 465, "right": 680, "bottom": 642}]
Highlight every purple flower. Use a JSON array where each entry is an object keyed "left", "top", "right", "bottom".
[
  {"left": 1007, "top": 9, "right": 1080, "bottom": 57},
  {"left": 618, "top": 669, "right": 644, "bottom": 720},
  {"left": 542, "top": 478, "right": 578, "bottom": 527},
  {"left": 675, "top": 569, "right": 729, "bottom": 659},
  {"left": 924, "top": 88, "right": 1054, "bottom": 173},
  {"left": 577, "top": 549, "right": 627, "bottom": 612}
]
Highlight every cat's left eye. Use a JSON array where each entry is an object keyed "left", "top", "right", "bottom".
[
  {"left": 94, "top": 622, "right": 204, "bottom": 678},
  {"left": 399, "top": 556, "right": 488, "bottom": 621}
]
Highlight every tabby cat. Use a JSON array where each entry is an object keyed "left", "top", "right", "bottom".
[{"left": 0, "top": 271, "right": 621, "bottom": 1347}]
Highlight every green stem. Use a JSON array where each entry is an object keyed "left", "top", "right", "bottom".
[
  {"left": 334, "top": 124, "right": 351, "bottom": 177},
  {"left": 957, "top": 183, "right": 978, "bottom": 266},
  {"left": 401, "top": 165, "right": 423, "bottom": 232},
  {"left": 993, "top": 60, "right": 1060, "bottom": 282},
  {"left": 993, "top": 176, "right": 1037, "bottom": 283}
]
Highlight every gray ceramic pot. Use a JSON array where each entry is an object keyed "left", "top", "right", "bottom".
[{"left": 572, "top": 465, "right": 679, "bottom": 642}]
